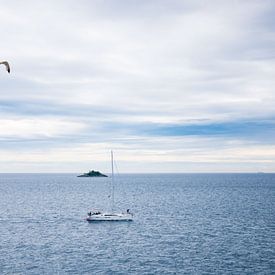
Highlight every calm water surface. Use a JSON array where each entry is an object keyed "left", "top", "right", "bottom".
[{"left": 0, "top": 173, "right": 274, "bottom": 274}]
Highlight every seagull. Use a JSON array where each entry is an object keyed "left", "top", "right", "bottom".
[{"left": 0, "top": 61, "right": 10, "bottom": 73}]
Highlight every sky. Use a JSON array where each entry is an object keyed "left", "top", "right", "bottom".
[{"left": 0, "top": 0, "right": 275, "bottom": 173}]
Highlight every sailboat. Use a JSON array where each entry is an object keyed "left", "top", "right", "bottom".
[{"left": 86, "top": 151, "right": 133, "bottom": 222}]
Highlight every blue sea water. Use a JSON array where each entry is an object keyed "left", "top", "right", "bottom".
[{"left": 0, "top": 173, "right": 274, "bottom": 274}]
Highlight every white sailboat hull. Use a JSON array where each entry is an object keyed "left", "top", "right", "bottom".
[{"left": 86, "top": 213, "right": 133, "bottom": 221}]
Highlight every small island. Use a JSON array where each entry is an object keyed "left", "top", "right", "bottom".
[{"left": 77, "top": 170, "right": 108, "bottom": 177}]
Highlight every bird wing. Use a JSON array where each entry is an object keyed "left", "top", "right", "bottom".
[
  {"left": 3, "top": 61, "right": 10, "bottom": 73},
  {"left": 1, "top": 61, "right": 10, "bottom": 73}
]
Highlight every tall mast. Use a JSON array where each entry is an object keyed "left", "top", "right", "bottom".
[{"left": 111, "top": 150, "right": 114, "bottom": 213}]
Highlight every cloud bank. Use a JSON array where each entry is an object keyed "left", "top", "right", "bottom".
[{"left": 0, "top": 0, "right": 274, "bottom": 172}]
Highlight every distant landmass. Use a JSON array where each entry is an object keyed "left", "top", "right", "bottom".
[{"left": 77, "top": 170, "right": 108, "bottom": 177}]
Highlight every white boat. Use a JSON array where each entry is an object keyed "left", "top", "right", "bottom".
[
  {"left": 86, "top": 151, "right": 133, "bottom": 222},
  {"left": 86, "top": 211, "right": 133, "bottom": 221}
]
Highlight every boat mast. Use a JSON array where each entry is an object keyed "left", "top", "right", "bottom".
[{"left": 111, "top": 150, "right": 115, "bottom": 213}]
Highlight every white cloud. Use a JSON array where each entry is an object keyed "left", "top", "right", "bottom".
[
  {"left": 0, "top": 136, "right": 274, "bottom": 172},
  {"left": 0, "top": 0, "right": 274, "bottom": 172},
  {"left": 0, "top": 118, "right": 87, "bottom": 139}
]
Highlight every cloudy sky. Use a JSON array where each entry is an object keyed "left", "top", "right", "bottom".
[{"left": 0, "top": 0, "right": 274, "bottom": 173}]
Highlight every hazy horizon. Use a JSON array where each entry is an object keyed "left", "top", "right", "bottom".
[{"left": 0, "top": 172, "right": 273, "bottom": 174}]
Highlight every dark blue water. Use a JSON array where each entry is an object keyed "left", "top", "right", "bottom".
[{"left": 0, "top": 173, "right": 274, "bottom": 274}]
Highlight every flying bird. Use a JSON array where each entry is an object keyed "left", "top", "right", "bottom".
[{"left": 0, "top": 61, "right": 10, "bottom": 73}]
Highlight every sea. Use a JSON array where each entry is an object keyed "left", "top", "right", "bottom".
[{"left": 0, "top": 173, "right": 274, "bottom": 274}]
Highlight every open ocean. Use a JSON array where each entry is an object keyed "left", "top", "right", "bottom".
[{"left": 0, "top": 173, "right": 274, "bottom": 274}]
